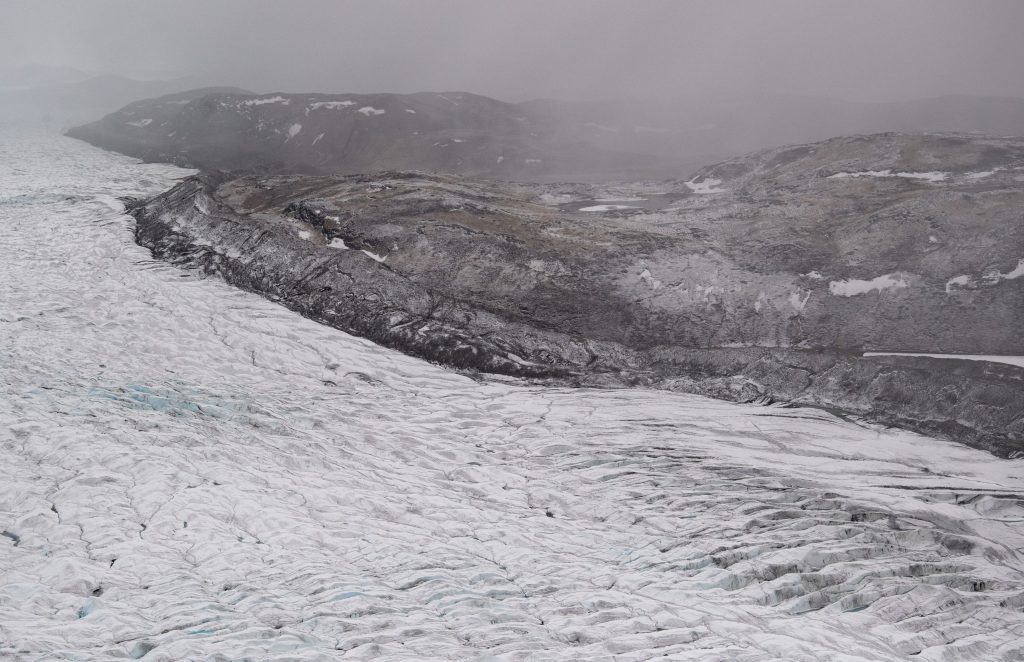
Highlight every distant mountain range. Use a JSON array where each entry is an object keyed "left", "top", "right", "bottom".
[
  {"left": 0, "top": 64, "right": 226, "bottom": 127},
  {"left": 69, "top": 87, "right": 1024, "bottom": 181}
]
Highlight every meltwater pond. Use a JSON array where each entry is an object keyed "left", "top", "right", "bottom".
[{"left": 2, "top": 129, "right": 1024, "bottom": 661}]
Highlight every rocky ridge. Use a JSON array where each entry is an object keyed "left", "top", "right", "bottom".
[
  {"left": 125, "top": 132, "right": 1024, "bottom": 455},
  {"left": 68, "top": 88, "right": 1024, "bottom": 181}
]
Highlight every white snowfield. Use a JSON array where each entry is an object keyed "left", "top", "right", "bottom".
[{"left": 1, "top": 130, "right": 1024, "bottom": 661}]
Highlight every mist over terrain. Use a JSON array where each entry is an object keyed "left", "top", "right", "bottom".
[
  {"left": 4, "top": 0, "right": 1024, "bottom": 102},
  {"left": 4, "top": 0, "right": 1024, "bottom": 135}
]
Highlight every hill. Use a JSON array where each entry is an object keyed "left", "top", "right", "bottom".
[{"left": 125, "top": 131, "right": 1024, "bottom": 454}]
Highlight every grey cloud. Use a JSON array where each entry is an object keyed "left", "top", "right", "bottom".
[{"left": 2, "top": 0, "right": 1022, "bottom": 103}]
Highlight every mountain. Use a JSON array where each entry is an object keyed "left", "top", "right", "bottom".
[
  {"left": 124, "top": 131, "right": 1024, "bottom": 455},
  {"left": 68, "top": 90, "right": 664, "bottom": 181},
  {"left": 69, "top": 89, "right": 1024, "bottom": 180}
]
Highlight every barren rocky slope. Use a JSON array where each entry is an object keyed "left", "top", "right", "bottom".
[{"left": 126, "top": 132, "right": 1024, "bottom": 455}]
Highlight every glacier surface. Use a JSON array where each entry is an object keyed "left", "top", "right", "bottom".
[{"left": 1, "top": 129, "right": 1023, "bottom": 660}]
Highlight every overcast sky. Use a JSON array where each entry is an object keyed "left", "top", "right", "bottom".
[{"left": 3, "top": 0, "right": 1023, "bottom": 103}]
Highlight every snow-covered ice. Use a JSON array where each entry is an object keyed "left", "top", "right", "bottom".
[
  {"left": 357, "top": 106, "right": 386, "bottom": 116},
  {"left": 1, "top": 129, "right": 1023, "bottom": 660}
]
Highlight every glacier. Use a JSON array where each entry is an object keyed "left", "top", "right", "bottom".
[{"left": 1, "top": 129, "right": 1023, "bottom": 660}]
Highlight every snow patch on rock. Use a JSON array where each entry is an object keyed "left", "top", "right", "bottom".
[
  {"left": 685, "top": 177, "right": 726, "bottom": 194},
  {"left": 639, "top": 269, "right": 662, "bottom": 289},
  {"left": 789, "top": 290, "right": 811, "bottom": 313},
  {"left": 829, "top": 273, "right": 909, "bottom": 296},
  {"left": 580, "top": 204, "right": 640, "bottom": 212},
  {"left": 945, "top": 274, "right": 973, "bottom": 293},
  {"left": 828, "top": 170, "right": 948, "bottom": 182},
  {"left": 241, "top": 96, "right": 289, "bottom": 107},
  {"left": 309, "top": 101, "right": 355, "bottom": 110}
]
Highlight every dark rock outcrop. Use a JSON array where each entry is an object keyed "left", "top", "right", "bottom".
[{"left": 126, "top": 131, "right": 1024, "bottom": 456}]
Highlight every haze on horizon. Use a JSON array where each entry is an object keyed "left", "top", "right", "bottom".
[{"left": 3, "top": 0, "right": 1024, "bottom": 105}]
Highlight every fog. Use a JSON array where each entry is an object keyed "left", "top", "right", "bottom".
[{"left": 4, "top": 0, "right": 1024, "bottom": 104}]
